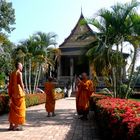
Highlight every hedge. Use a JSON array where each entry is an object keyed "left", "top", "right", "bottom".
[
  {"left": 0, "top": 95, "right": 9, "bottom": 115},
  {"left": 0, "top": 92, "right": 64, "bottom": 115},
  {"left": 91, "top": 94, "right": 140, "bottom": 140}
]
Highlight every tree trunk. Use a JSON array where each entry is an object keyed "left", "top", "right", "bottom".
[
  {"left": 131, "top": 67, "right": 140, "bottom": 92},
  {"left": 36, "top": 65, "right": 42, "bottom": 88},
  {"left": 116, "top": 44, "right": 119, "bottom": 97},
  {"left": 112, "top": 67, "right": 117, "bottom": 98},
  {"left": 125, "top": 47, "right": 137, "bottom": 98},
  {"left": 33, "top": 63, "right": 39, "bottom": 93},
  {"left": 120, "top": 41, "right": 124, "bottom": 84},
  {"left": 29, "top": 58, "right": 32, "bottom": 94},
  {"left": 24, "top": 62, "right": 29, "bottom": 93}
]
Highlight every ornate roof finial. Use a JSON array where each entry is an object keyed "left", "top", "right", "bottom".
[
  {"left": 81, "top": 5, "right": 83, "bottom": 15},
  {"left": 80, "top": 5, "right": 84, "bottom": 18}
]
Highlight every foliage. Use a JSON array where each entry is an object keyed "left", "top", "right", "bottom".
[
  {"left": 12, "top": 31, "right": 58, "bottom": 93},
  {"left": 91, "top": 94, "right": 140, "bottom": 140},
  {"left": 0, "top": 36, "right": 15, "bottom": 76},
  {"left": 0, "top": 0, "right": 15, "bottom": 34},
  {"left": 0, "top": 72, "right": 5, "bottom": 86},
  {"left": 0, "top": 92, "right": 64, "bottom": 115},
  {"left": 118, "top": 84, "right": 132, "bottom": 98},
  {"left": 82, "top": 0, "right": 140, "bottom": 98},
  {"left": 131, "top": 66, "right": 140, "bottom": 86},
  {"left": 0, "top": 95, "right": 9, "bottom": 115},
  {"left": 98, "top": 88, "right": 113, "bottom": 96},
  {"left": 25, "top": 93, "right": 46, "bottom": 107}
]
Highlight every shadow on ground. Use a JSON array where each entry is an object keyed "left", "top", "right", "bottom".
[
  {"left": 64, "top": 111, "right": 101, "bottom": 140},
  {"left": 25, "top": 108, "right": 76, "bottom": 127},
  {"left": 0, "top": 98, "right": 101, "bottom": 140},
  {"left": 25, "top": 107, "right": 101, "bottom": 140}
]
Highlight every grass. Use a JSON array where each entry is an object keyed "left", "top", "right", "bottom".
[{"left": 129, "top": 98, "right": 140, "bottom": 102}]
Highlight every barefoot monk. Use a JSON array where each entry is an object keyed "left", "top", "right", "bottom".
[
  {"left": 44, "top": 77, "right": 56, "bottom": 117},
  {"left": 8, "top": 62, "right": 26, "bottom": 130},
  {"left": 76, "top": 73, "right": 94, "bottom": 120}
]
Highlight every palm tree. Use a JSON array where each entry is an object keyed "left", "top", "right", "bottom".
[
  {"left": 125, "top": 13, "right": 140, "bottom": 98},
  {"left": 15, "top": 31, "right": 57, "bottom": 94},
  {"left": 31, "top": 32, "right": 57, "bottom": 93},
  {"left": 82, "top": 0, "right": 140, "bottom": 97}
]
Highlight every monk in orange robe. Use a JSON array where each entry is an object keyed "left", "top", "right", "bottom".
[
  {"left": 76, "top": 73, "right": 94, "bottom": 120},
  {"left": 44, "top": 77, "right": 56, "bottom": 117},
  {"left": 8, "top": 62, "right": 26, "bottom": 131}
]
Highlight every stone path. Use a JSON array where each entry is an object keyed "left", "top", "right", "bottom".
[{"left": 0, "top": 97, "right": 101, "bottom": 140}]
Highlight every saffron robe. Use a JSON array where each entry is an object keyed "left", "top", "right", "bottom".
[
  {"left": 76, "top": 80, "right": 93, "bottom": 115},
  {"left": 44, "top": 82, "right": 55, "bottom": 113},
  {"left": 8, "top": 70, "right": 26, "bottom": 125}
]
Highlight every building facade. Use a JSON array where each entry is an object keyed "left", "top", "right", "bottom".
[{"left": 57, "top": 12, "right": 95, "bottom": 87}]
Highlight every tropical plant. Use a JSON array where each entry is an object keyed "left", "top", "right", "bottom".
[
  {"left": 82, "top": 0, "right": 140, "bottom": 98},
  {"left": 0, "top": 35, "right": 15, "bottom": 75},
  {"left": 13, "top": 31, "right": 57, "bottom": 94},
  {"left": 0, "top": 0, "right": 15, "bottom": 88},
  {"left": 125, "top": 13, "right": 140, "bottom": 98},
  {"left": 0, "top": 0, "right": 15, "bottom": 34}
]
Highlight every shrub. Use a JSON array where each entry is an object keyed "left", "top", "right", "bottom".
[
  {"left": 0, "top": 92, "right": 64, "bottom": 115},
  {"left": 118, "top": 84, "right": 132, "bottom": 98},
  {"left": 25, "top": 94, "right": 40, "bottom": 107},
  {"left": 91, "top": 94, "right": 140, "bottom": 140},
  {"left": 0, "top": 95, "right": 9, "bottom": 115}
]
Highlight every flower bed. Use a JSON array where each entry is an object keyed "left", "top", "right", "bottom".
[
  {"left": 25, "top": 93, "right": 46, "bottom": 108},
  {"left": 0, "top": 95, "right": 9, "bottom": 115},
  {"left": 0, "top": 92, "right": 64, "bottom": 115},
  {"left": 91, "top": 94, "right": 140, "bottom": 140}
]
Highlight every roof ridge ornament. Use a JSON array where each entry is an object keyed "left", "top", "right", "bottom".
[{"left": 81, "top": 5, "right": 83, "bottom": 16}]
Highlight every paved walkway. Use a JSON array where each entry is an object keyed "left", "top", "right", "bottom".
[{"left": 0, "top": 97, "right": 101, "bottom": 140}]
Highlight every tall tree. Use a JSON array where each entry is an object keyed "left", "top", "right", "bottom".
[
  {"left": 0, "top": 0, "right": 15, "bottom": 34},
  {"left": 82, "top": 0, "right": 140, "bottom": 98},
  {"left": 31, "top": 32, "right": 57, "bottom": 93},
  {"left": 14, "top": 32, "right": 57, "bottom": 93},
  {"left": 125, "top": 13, "right": 140, "bottom": 98}
]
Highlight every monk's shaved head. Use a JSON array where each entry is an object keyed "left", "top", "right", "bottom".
[
  {"left": 15, "top": 62, "right": 23, "bottom": 72},
  {"left": 82, "top": 72, "right": 88, "bottom": 80}
]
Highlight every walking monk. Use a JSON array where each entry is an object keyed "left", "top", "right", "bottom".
[
  {"left": 76, "top": 73, "right": 94, "bottom": 120},
  {"left": 8, "top": 62, "right": 26, "bottom": 130},
  {"left": 44, "top": 77, "right": 56, "bottom": 117}
]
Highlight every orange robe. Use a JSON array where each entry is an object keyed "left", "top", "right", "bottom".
[
  {"left": 8, "top": 70, "right": 26, "bottom": 125},
  {"left": 76, "top": 80, "right": 93, "bottom": 115},
  {"left": 44, "top": 82, "right": 55, "bottom": 113}
]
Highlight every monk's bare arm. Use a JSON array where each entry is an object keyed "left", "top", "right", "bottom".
[
  {"left": 18, "top": 72, "right": 24, "bottom": 90},
  {"left": 80, "top": 80, "right": 94, "bottom": 92},
  {"left": 89, "top": 81, "right": 94, "bottom": 93}
]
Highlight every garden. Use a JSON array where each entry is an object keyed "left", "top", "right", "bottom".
[
  {"left": 0, "top": 0, "right": 63, "bottom": 116},
  {"left": 83, "top": 0, "right": 140, "bottom": 139},
  {"left": 0, "top": 0, "right": 140, "bottom": 139},
  {"left": 0, "top": 89, "right": 64, "bottom": 115},
  {"left": 90, "top": 94, "right": 140, "bottom": 140}
]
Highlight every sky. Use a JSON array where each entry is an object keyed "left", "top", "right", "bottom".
[{"left": 9, "top": 0, "right": 136, "bottom": 46}]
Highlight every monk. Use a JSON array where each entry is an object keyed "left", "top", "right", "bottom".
[
  {"left": 44, "top": 77, "right": 56, "bottom": 117},
  {"left": 76, "top": 73, "right": 94, "bottom": 120},
  {"left": 8, "top": 62, "right": 26, "bottom": 131}
]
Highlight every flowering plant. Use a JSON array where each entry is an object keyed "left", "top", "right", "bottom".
[
  {"left": 0, "top": 92, "right": 64, "bottom": 115},
  {"left": 92, "top": 94, "right": 140, "bottom": 139}
]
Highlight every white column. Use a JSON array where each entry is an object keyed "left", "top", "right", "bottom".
[
  {"left": 70, "top": 57, "right": 74, "bottom": 80},
  {"left": 70, "top": 57, "right": 74, "bottom": 92}
]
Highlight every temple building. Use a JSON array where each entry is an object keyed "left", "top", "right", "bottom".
[
  {"left": 57, "top": 12, "right": 129, "bottom": 89},
  {"left": 57, "top": 12, "right": 95, "bottom": 86}
]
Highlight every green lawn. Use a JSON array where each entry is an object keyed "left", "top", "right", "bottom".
[{"left": 129, "top": 98, "right": 140, "bottom": 102}]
